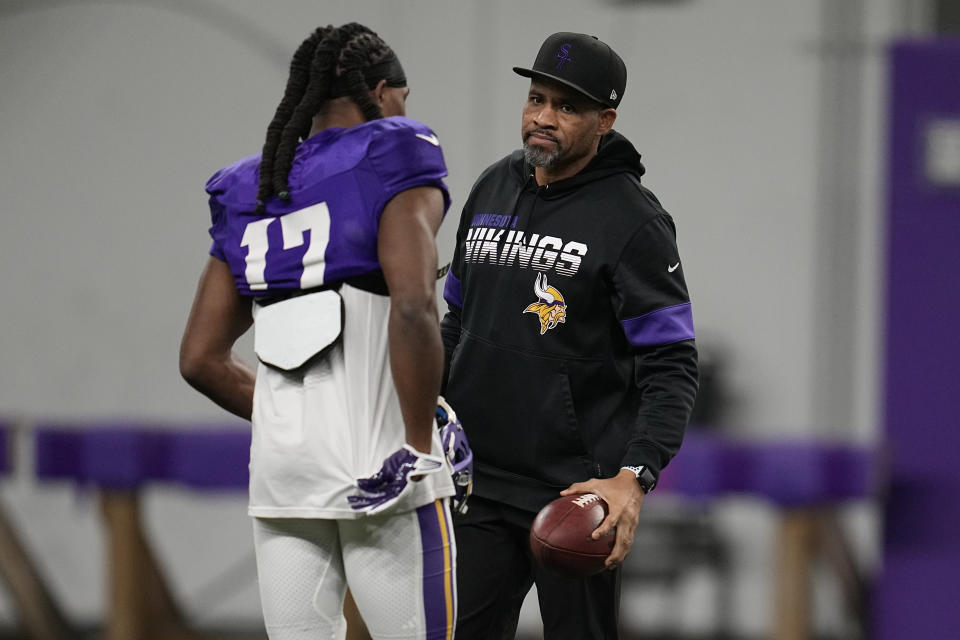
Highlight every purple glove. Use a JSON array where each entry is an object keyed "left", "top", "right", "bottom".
[
  {"left": 348, "top": 445, "right": 444, "bottom": 514},
  {"left": 437, "top": 398, "right": 474, "bottom": 515}
]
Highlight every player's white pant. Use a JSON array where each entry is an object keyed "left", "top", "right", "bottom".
[{"left": 252, "top": 499, "right": 457, "bottom": 640}]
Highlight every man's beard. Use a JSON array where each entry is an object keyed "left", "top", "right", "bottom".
[{"left": 523, "top": 132, "right": 563, "bottom": 168}]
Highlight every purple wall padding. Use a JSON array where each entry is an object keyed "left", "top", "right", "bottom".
[
  {"left": 656, "top": 432, "right": 878, "bottom": 507},
  {"left": 876, "top": 39, "right": 960, "bottom": 638},
  {"left": 0, "top": 424, "right": 9, "bottom": 475},
  {"left": 34, "top": 422, "right": 250, "bottom": 491},
  {"left": 31, "top": 420, "right": 876, "bottom": 507}
]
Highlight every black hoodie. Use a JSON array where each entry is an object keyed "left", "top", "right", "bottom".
[{"left": 441, "top": 130, "right": 698, "bottom": 513}]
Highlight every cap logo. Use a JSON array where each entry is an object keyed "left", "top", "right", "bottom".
[
  {"left": 555, "top": 43, "right": 573, "bottom": 70},
  {"left": 610, "top": 89, "right": 618, "bottom": 100}
]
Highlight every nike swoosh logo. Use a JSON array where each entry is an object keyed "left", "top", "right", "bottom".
[
  {"left": 415, "top": 133, "right": 440, "bottom": 146},
  {"left": 668, "top": 262, "right": 680, "bottom": 273}
]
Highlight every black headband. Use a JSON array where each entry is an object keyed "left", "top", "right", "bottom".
[{"left": 330, "top": 52, "right": 407, "bottom": 98}]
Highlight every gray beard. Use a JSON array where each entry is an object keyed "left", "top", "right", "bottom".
[{"left": 523, "top": 141, "right": 562, "bottom": 168}]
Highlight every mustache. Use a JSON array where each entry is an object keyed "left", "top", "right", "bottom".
[{"left": 523, "top": 129, "right": 559, "bottom": 144}]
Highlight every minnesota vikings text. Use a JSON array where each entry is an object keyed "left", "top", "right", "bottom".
[{"left": 463, "top": 228, "right": 588, "bottom": 277}]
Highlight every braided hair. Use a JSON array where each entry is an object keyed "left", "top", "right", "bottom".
[{"left": 256, "top": 23, "right": 403, "bottom": 210}]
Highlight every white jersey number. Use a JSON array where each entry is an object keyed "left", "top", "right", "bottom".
[{"left": 239, "top": 202, "right": 332, "bottom": 291}]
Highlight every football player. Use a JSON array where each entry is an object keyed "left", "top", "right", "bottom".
[{"left": 180, "top": 23, "right": 469, "bottom": 640}]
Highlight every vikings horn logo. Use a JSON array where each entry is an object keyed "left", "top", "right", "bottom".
[{"left": 524, "top": 273, "right": 567, "bottom": 335}]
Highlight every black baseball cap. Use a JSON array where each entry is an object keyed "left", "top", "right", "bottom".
[{"left": 513, "top": 32, "right": 627, "bottom": 109}]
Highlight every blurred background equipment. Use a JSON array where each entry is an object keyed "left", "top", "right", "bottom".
[{"left": 33, "top": 423, "right": 262, "bottom": 640}]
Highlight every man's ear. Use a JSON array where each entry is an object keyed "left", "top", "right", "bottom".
[
  {"left": 370, "top": 78, "right": 388, "bottom": 105},
  {"left": 597, "top": 108, "right": 617, "bottom": 136}
]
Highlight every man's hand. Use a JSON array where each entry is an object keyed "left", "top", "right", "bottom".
[
  {"left": 560, "top": 469, "right": 645, "bottom": 569},
  {"left": 348, "top": 445, "right": 444, "bottom": 515}
]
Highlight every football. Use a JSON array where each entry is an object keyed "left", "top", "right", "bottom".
[{"left": 529, "top": 493, "right": 615, "bottom": 577}]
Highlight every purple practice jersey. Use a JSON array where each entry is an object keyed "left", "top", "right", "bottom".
[{"left": 206, "top": 116, "right": 450, "bottom": 296}]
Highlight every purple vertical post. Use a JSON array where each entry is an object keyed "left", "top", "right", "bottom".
[{"left": 877, "top": 39, "right": 960, "bottom": 638}]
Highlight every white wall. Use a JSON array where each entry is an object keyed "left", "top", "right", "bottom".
[{"left": 0, "top": 0, "right": 901, "bottom": 634}]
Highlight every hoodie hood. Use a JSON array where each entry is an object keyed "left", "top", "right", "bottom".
[{"left": 508, "top": 129, "right": 646, "bottom": 199}]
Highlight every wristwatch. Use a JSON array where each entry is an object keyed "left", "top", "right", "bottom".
[{"left": 621, "top": 465, "right": 656, "bottom": 494}]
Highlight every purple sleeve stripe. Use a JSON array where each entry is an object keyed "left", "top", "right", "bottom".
[
  {"left": 416, "top": 500, "right": 456, "bottom": 640},
  {"left": 622, "top": 302, "right": 695, "bottom": 347},
  {"left": 443, "top": 271, "right": 462, "bottom": 309}
]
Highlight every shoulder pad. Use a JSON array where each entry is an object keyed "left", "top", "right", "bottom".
[
  {"left": 205, "top": 153, "right": 261, "bottom": 199},
  {"left": 367, "top": 117, "right": 449, "bottom": 206}
]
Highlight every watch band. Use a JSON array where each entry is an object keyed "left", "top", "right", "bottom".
[{"left": 621, "top": 465, "right": 656, "bottom": 493}]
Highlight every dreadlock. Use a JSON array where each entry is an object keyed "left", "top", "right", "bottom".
[
  {"left": 256, "top": 23, "right": 400, "bottom": 211},
  {"left": 255, "top": 25, "right": 333, "bottom": 209}
]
